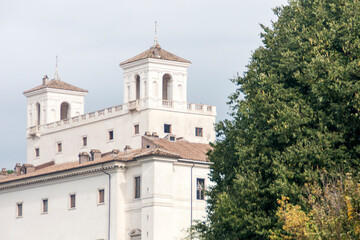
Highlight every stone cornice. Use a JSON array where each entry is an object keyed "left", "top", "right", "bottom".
[{"left": 0, "top": 161, "right": 125, "bottom": 191}]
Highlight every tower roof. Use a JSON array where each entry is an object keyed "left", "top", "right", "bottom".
[
  {"left": 23, "top": 79, "right": 88, "bottom": 94},
  {"left": 120, "top": 44, "right": 191, "bottom": 66}
]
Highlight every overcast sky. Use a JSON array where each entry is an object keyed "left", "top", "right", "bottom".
[{"left": 0, "top": 0, "right": 288, "bottom": 169}]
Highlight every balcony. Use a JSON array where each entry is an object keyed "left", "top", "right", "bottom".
[{"left": 128, "top": 100, "right": 139, "bottom": 111}]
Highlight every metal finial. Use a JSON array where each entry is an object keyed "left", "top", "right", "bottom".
[
  {"left": 54, "top": 55, "right": 60, "bottom": 80},
  {"left": 154, "top": 21, "right": 158, "bottom": 46}
]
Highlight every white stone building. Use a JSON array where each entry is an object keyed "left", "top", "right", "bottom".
[{"left": 0, "top": 42, "right": 216, "bottom": 240}]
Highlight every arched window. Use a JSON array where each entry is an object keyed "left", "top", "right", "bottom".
[
  {"left": 135, "top": 75, "right": 140, "bottom": 100},
  {"left": 162, "top": 74, "right": 172, "bottom": 100},
  {"left": 36, "top": 103, "right": 41, "bottom": 125},
  {"left": 60, "top": 102, "right": 70, "bottom": 120}
]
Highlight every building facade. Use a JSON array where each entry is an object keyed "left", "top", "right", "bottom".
[{"left": 0, "top": 42, "right": 215, "bottom": 240}]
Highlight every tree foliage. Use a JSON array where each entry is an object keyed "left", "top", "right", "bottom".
[
  {"left": 271, "top": 174, "right": 360, "bottom": 239},
  {"left": 198, "top": 0, "right": 360, "bottom": 238}
]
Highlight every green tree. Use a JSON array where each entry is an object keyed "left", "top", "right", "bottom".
[{"left": 198, "top": 0, "right": 360, "bottom": 239}]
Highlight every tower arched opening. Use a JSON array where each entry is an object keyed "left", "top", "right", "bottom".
[
  {"left": 135, "top": 75, "right": 140, "bottom": 100},
  {"left": 60, "top": 102, "right": 70, "bottom": 120},
  {"left": 36, "top": 103, "right": 41, "bottom": 125},
  {"left": 162, "top": 74, "right": 172, "bottom": 100}
]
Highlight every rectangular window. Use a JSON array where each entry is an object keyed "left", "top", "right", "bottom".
[
  {"left": 57, "top": 142, "right": 62, "bottom": 153},
  {"left": 42, "top": 199, "right": 48, "bottom": 213},
  {"left": 35, "top": 148, "right": 40, "bottom": 157},
  {"left": 134, "top": 124, "right": 139, "bottom": 135},
  {"left": 135, "top": 176, "right": 141, "bottom": 199},
  {"left": 195, "top": 127, "right": 203, "bottom": 137},
  {"left": 196, "top": 178, "right": 205, "bottom": 200},
  {"left": 82, "top": 137, "right": 87, "bottom": 147},
  {"left": 70, "top": 194, "right": 76, "bottom": 208},
  {"left": 99, "top": 189, "right": 105, "bottom": 204},
  {"left": 108, "top": 130, "right": 114, "bottom": 141},
  {"left": 164, "top": 124, "right": 171, "bottom": 133},
  {"left": 17, "top": 203, "right": 23, "bottom": 217}
]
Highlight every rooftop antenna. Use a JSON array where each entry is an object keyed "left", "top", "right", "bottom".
[
  {"left": 154, "top": 21, "right": 158, "bottom": 46},
  {"left": 54, "top": 55, "right": 60, "bottom": 80}
]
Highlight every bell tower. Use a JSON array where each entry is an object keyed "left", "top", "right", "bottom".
[
  {"left": 120, "top": 42, "right": 191, "bottom": 105},
  {"left": 23, "top": 68, "right": 88, "bottom": 129}
]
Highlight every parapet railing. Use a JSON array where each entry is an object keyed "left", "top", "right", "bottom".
[{"left": 28, "top": 99, "right": 215, "bottom": 133}]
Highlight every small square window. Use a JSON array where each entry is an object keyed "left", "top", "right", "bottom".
[
  {"left": 134, "top": 124, "right": 139, "bottom": 135},
  {"left": 196, "top": 178, "right": 205, "bottom": 200},
  {"left": 57, "top": 142, "right": 62, "bottom": 153},
  {"left": 164, "top": 124, "right": 171, "bottom": 133},
  {"left": 195, "top": 127, "right": 203, "bottom": 137},
  {"left": 42, "top": 199, "right": 48, "bottom": 213},
  {"left": 35, "top": 148, "right": 40, "bottom": 157},
  {"left": 108, "top": 130, "right": 114, "bottom": 141},
  {"left": 135, "top": 176, "right": 141, "bottom": 199},
  {"left": 17, "top": 203, "right": 23, "bottom": 217},
  {"left": 70, "top": 194, "right": 76, "bottom": 208},
  {"left": 82, "top": 137, "right": 87, "bottom": 147},
  {"left": 99, "top": 189, "right": 105, "bottom": 204}
]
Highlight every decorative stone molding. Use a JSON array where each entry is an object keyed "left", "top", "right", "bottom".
[{"left": 0, "top": 162, "right": 125, "bottom": 191}]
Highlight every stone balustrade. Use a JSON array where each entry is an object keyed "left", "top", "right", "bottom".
[{"left": 27, "top": 99, "right": 216, "bottom": 134}]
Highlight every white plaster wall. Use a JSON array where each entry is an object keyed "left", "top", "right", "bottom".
[
  {"left": 25, "top": 89, "right": 86, "bottom": 128},
  {"left": 0, "top": 173, "right": 113, "bottom": 240},
  {"left": 27, "top": 105, "right": 214, "bottom": 166},
  {"left": 123, "top": 158, "right": 209, "bottom": 240},
  {"left": 148, "top": 109, "right": 216, "bottom": 143},
  {"left": 27, "top": 110, "right": 147, "bottom": 166}
]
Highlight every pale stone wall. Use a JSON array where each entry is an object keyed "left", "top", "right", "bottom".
[{"left": 0, "top": 157, "right": 209, "bottom": 240}]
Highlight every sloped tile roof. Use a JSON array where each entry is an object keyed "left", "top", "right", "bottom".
[
  {"left": 120, "top": 44, "right": 191, "bottom": 65},
  {"left": 24, "top": 79, "right": 88, "bottom": 94},
  {"left": 145, "top": 137, "right": 212, "bottom": 162},
  {"left": 0, "top": 141, "right": 210, "bottom": 185}
]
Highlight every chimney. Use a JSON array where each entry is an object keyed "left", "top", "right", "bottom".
[
  {"left": 14, "top": 163, "right": 21, "bottom": 176},
  {"left": 79, "top": 152, "right": 90, "bottom": 164},
  {"left": 0, "top": 168, "right": 7, "bottom": 176},
  {"left": 144, "top": 131, "right": 151, "bottom": 137},
  {"left": 90, "top": 149, "right": 101, "bottom": 161},
  {"left": 42, "top": 75, "right": 49, "bottom": 85},
  {"left": 23, "top": 164, "right": 35, "bottom": 174},
  {"left": 152, "top": 132, "right": 159, "bottom": 138},
  {"left": 124, "top": 145, "right": 132, "bottom": 153}
]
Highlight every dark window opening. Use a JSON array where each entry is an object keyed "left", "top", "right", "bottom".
[
  {"left": 70, "top": 194, "right": 76, "bottom": 208},
  {"left": 57, "top": 143, "right": 62, "bottom": 153},
  {"left": 35, "top": 148, "right": 40, "bottom": 157},
  {"left": 195, "top": 127, "right": 203, "bottom": 137},
  {"left": 99, "top": 189, "right": 105, "bottom": 203},
  {"left": 42, "top": 199, "right": 48, "bottom": 213},
  {"left": 82, "top": 137, "right": 87, "bottom": 147},
  {"left": 17, "top": 203, "right": 23, "bottom": 217},
  {"left": 196, "top": 178, "right": 205, "bottom": 200},
  {"left": 134, "top": 124, "right": 139, "bottom": 135},
  {"left": 108, "top": 130, "right": 114, "bottom": 140},
  {"left": 135, "top": 176, "right": 141, "bottom": 199},
  {"left": 164, "top": 124, "right": 171, "bottom": 133}
]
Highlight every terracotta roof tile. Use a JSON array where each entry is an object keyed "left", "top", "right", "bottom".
[
  {"left": 145, "top": 137, "right": 212, "bottom": 162},
  {"left": 0, "top": 141, "right": 210, "bottom": 184},
  {"left": 120, "top": 44, "right": 191, "bottom": 65},
  {"left": 24, "top": 79, "right": 88, "bottom": 94}
]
